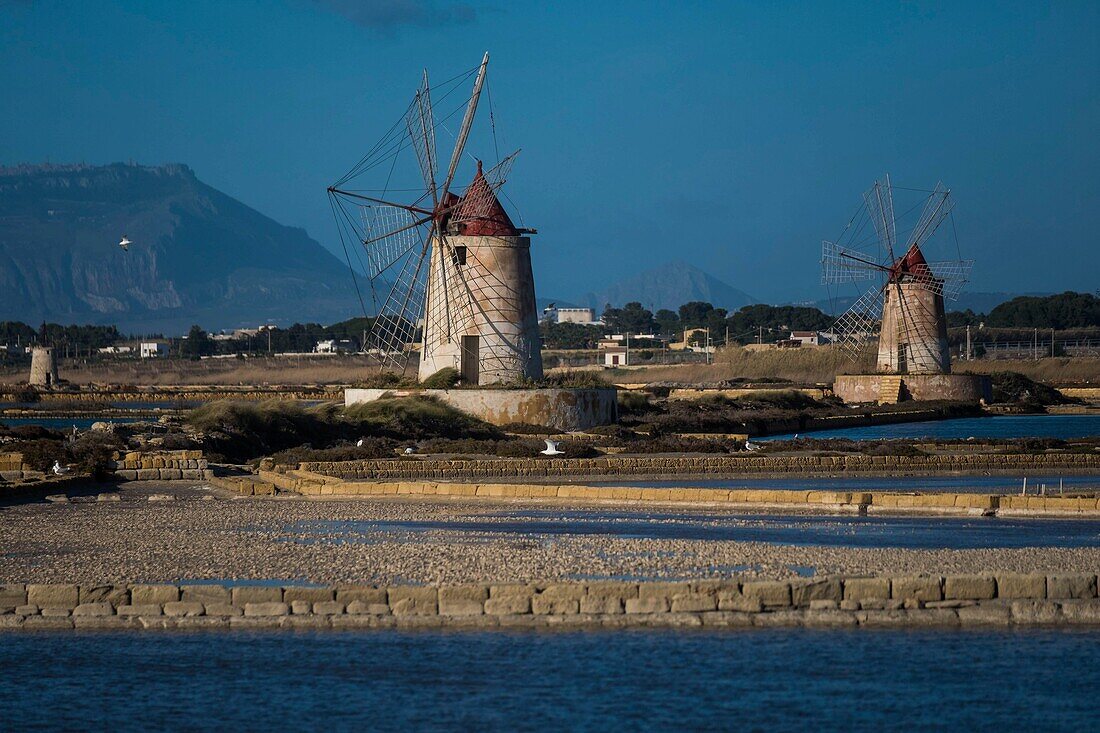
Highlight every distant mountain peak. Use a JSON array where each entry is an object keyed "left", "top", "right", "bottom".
[{"left": 579, "top": 261, "right": 757, "bottom": 313}]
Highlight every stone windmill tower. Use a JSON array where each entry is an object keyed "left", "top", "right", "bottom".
[
  {"left": 328, "top": 53, "right": 542, "bottom": 385},
  {"left": 824, "top": 176, "right": 988, "bottom": 403},
  {"left": 823, "top": 175, "right": 971, "bottom": 375}
]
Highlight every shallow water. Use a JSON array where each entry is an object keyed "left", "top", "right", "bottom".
[
  {"left": 764, "top": 413, "right": 1100, "bottom": 441},
  {"left": 290, "top": 511, "right": 1100, "bottom": 549},
  {"left": 0, "top": 629, "right": 1096, "bottom": 730},
  {"left": 0, "top": 416, "right": 143, "bottom": 429}
]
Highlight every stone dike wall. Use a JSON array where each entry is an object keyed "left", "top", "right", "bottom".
[
  {"left": 2, "top": 575, "right": 1097, "bottom": 631},
  {"left": 254, "top": 468, "right": 1100, "bottom": 516},
  {"left": 0, "top": 451, "right": 38, "bottom": 481},
  {"left": 300, "top": 452, "right": 1100, "bottom": 481},
  {"left": 107, "top": 450, "right": 212, "bottom": 481},
  {"left": 0, "top": 388, "right": 343, "bottom": 403}
]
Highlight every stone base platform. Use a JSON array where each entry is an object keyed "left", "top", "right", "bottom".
[
  {"left": 345, "top": 387, "right": 618, "bottom": 431},
  {"left": 834, "top": 373, "right": 991, "bottom": 404},
  {"left": 2, "top": 576, "right": 1097, "bottom": 631}
]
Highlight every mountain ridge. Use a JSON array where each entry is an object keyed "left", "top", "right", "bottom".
[
  {"left": 577, "top": 261, "right": 757, "bottom": 314},
  {"left": 0, "top": 163, "right": 360, "bottom": 333}
]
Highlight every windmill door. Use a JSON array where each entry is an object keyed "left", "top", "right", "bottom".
[
  {"left": 461, "top": 336, "right": 479, "bottom": 384},
  {"left": 897, "top": 345, "right": 908, "bottom": 374}
]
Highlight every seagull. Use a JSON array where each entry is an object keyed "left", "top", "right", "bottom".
[
  {"left": 52, "top": 460, "right": 70, "bottom": 476},
  {"left": 541, "top": 439, "right": 565, "bottom": 456},
  {"left": 356, "top": 438, "right": 364, "bottom": 447},
  {"left": 119, "top": 236, "right": 131, "bottom": 251},
  {"left": 403, "top": 446, "right": 415, "bottom": 455},
  {"left": 744, "top": 441, "right": 761, "bottom": 452}
]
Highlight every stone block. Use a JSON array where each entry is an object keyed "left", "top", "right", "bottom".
[
  {"left": 117, "top": 604, "right": 163, "bottom": 617},
  {"left": 809, "top": 599, "right": 839, "bottom": 610},
  {"left": 579, "top": 596, "right": 623, "bottom": 614},
  {"left": 956, "top": 605, "right": 1012, "bottom": 626},
  {"left": 718, "top": 594, "right": 763, "bottom": 613},
  {"left": 283, "top": 587, "right": 334, "bottom": 604},
  {"left": 741, "top": 581, "right": 792, "bottom": 608},
  {"left": 532, "top": 597, "right": 580, "bottom": 615},
  {"left": 163, "top": 601, "right": 205, "bottom": 617},
  {"left": 27, "top": 584, "right": 79, "bottom": 609},
  {"left": 78, "top": 585, "right": 129, "bottom": 607},
  {"left": 437, "top": 585, "right": 487, "bottom": 615},
  {"left": 625, "top": 597, "right": 668, "bottom": 614},
  {"left": 336, "top": 586, "right": 387, "bottom": 604},
  {"left": 1010, "top": 600, "right": 1060, "bottom": 624},
  {"left": 585, "top": 582, "right": 638, "bottom": 600},
  {"left": 72, "top": 603, "right": 114, "bottom": 617},
  {"left": 534, "top": 584, "right": 587, "bottom": 601},
  {"left": 180, "top": 585, "right": 230, "bottom": 604},
  {"left": 1046, "top": 574, "right": 1097, "bottom": 600},
  {"left": 16, "top": 605, "right": 39, "bottom": 616},
  {"left": 244, "top": 602, "right": 290, "bottom": 617},
  {"left": 41, "top": 607, "right": 72, "bottom": 617},
  {"left": 388, "top": 587, "right": 438, "bottom": 616},
  {"left": 313, "top": 601, "right": 346, "bottom": 615},
  {"left": 131, "top": 584, "right": 180, "bottom": 605},
  {"left": 290, "top": 600, "right": 312, "bottom": 614},
  {"left": 996, "top": 573, "right": 1046, "bottom": 599},
  {"left": 232, "top": 586, "right": 283, "bottom": 605},
  {"left": 23, "top": 617, "right": 73, "bottom": 630},
  {"left": 346, "top": 600, "right": 390, "bottom": 615},
  {"left": 203, "top": 603, "right": 243, "bottom": 617},
  {"left": 944, "top": 575, "right": 996, "bottom": 600},
  {"left": 791, "top": 579, "right": 842, "bottom": 606},
  {"left": 891, "top": 576, "right": 943, "bottom": 602},
  {"left": 484, "top": 596, "right": 530, "bottom": 615},
  {"left": 839, "top": 599, "right": 860, "bottom": 611},
  {"left": 670, "top": 594, "right": 717, "bottom": 613},
  {"left": 0, "top": 585, "right": 27, "bottom": 607},
  {"left": 638, "top": 582, "right": 692, "bottom": 600},
  {"left": 136, "top": 469, "right": 159, "bottom": 480},
  {"left": 1059, "top": 601, "right": 1100, "bottom": 623}
]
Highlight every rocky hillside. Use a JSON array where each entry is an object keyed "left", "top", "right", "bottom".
[{"left": 0, "top": 163, "right": 360, "bottom": 333}]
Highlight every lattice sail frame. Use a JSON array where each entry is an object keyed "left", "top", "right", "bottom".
[
  {"left": 822, "top": 177, "right": 974, "bottom": 363},
  {"left": 328, "top": 53, "right": 527, "bottom": 373}
]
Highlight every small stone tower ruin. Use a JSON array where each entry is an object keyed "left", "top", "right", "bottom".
[{"left": 29, "top": 347, "right": 60, "bottom": 388}]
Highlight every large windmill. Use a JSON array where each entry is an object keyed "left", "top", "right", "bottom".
[
  {"left": 822, "top": 175, "right": 973, "bottom": 375},
  {"left": 327, "top": 53, "right": 542, "bottom": 385}
]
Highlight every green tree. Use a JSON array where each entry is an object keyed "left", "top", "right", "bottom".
[
  {"left": 602, "top": 302, "right": 657, "bottom": 333},
  {"left": 180, "top": 325, "right": 214, "bottom": 357},
  {"left": 678, "top": 301, "right": 715, "bottom": 328},
  {"left": 654, "top": 309, "right": 680, "bottom": 336}
]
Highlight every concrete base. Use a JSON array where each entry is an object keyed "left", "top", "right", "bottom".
[
  {"left": 345, "top": 387, "right": 618, "bottom": 431},
  {"left": 834, "top": 373, "right": 991, "bottom": 404}
]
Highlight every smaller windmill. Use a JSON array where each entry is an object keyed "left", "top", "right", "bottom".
[{"left": 822, "top": 175, "right": 973, "bottom": 375}]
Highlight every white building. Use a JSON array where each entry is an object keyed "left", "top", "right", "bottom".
[
  {"left": 98, "top": 345, "right": 133, "bottom": 355},
  {"left": 789, "top": 331, "right": 829, "bottom": 347},
  {"left": 140, "top": 342, "right": 170, "bottom": 358},
  {"left": 314, "top": 339, "right": 358, "bottom": 354}
]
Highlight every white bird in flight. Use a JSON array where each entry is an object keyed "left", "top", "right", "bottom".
[
  {"left": 119, "top": 236, "right": 132, "bottom": 251},
  {"left": 541, "top": 439, "right": 564, "bottom": 456}
]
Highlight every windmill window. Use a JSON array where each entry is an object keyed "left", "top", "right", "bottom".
[{"left": 453, "top": 246, "right": 467, "bottom": 266}]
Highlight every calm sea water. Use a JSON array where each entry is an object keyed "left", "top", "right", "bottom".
[
  {"left": 0, "top": 416, "right": 142, "bottom": 429},
  {"left": 764, "top": 414, "right": 1100, "bottom": 441},
  {"left": 0, "top": 630, "right": 1096, "bottom": 731}
]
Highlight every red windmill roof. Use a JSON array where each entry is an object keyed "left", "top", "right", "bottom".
[
  {"left": 451, "top": 161, "right": 518, "bottom": 237},
  {"left": 889, "top": 244, "right": 934, "bottom": 282}
]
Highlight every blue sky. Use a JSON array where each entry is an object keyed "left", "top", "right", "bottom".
[{"left": 1, "top": 0, "right": 1097, "bottom": 305}]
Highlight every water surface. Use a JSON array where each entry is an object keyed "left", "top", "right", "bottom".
[
  {"left": 0, "top": 630, "right": 1096, "bottom": 731},
  {"left": 764, "top": 414, "right": 1100, "bottom": 441}
]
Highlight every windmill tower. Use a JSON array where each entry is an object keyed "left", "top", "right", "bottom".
[
  {"left": 823, "top": 176, "right": 971, "bottom": 375},
  {"left": 824, "top": 176, "right": 988, "bottom": 403},
  {"left": 327, "top": 53, "right": 542, "bottom": 385}
]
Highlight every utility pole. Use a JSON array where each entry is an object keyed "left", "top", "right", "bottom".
[
  {"left": 1033, "top": 328, "right": 1038, "bottom": 360},
  {"left": 965, "top": 324, "right": 971, "bottom": 361},
  {"left": 1051, "top": 328, "right": 1055, "bottom": 358},
  {"left": 757, "top": 326, "right": 762, "bottom": 345},
  {"left": 706, "top": 327, "right": 711, "bottom": 364}
]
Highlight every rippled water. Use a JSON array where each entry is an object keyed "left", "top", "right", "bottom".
[
  {"left": 0, "top": 630, "right": 1096, "bottom": 730},
  {"left": 613, "top": 474, "right": 1100, "bottom": 494},
  {"left": 764, "top": 414, "right": 1100, "bottom": 441}
]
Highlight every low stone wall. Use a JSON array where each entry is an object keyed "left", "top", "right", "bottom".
[
  {"left": 299, "top": 452, "right": 1100, "bottom": 481},
  {"left": 271, "top": 468, "right": 1100, "bottom": 516},
  {"left": 345, "top": 387, "right": 618, "bottom": 431},
  {"left": 2, "top": 575, "right": 1096, "bottom": 630},
  {"left": 834, "top": 373, "right": 991, "bottom": 404},
  {"left": 107, "top": 450, "right": 212, "bottom": 481},
  {"left": 0, "top": 388, "right": 344, "bottom": 404},
  {"left": 0, "top": 451, "right": 38, "bottom": 482},
  {"left": 669, "top": 386, "right": 831, "bottom": 401}
]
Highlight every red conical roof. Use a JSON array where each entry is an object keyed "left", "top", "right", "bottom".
[
  {"left": 889, "top": 244, "right": 933, "bottom": 281},
  {"left": 452, "top": 161, "right": 518, "bottom": 237}
]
